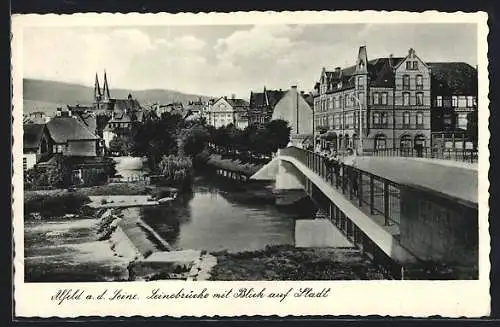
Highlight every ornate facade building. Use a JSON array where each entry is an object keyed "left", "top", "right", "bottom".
[{"left": 312, "top": 46, "right": 477, "bottom": 152}]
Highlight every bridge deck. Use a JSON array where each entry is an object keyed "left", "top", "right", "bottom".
[{"left": 355, "top": 156, "right": 477, "bottom": 203}]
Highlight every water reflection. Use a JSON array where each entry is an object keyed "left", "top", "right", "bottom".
[{"left": 140, "top": 174, "right": 314, "bottom": 253}]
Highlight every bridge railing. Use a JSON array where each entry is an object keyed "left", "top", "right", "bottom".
[
  {"left": 279, "top": 146, "right": 401, "bottom": 226},
  {"left": 370, "top": 147, "right": 478, "bottom": 163}
]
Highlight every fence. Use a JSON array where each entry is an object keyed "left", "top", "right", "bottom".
[
  {"left": 108, "top": 175, "right": 150, "bottom": 183},
  {"left": 280, "top": 146, "right": 401, "bottom": 227},
  {"left": 370, "top": 147, "right": 478, "bottom": 163}
]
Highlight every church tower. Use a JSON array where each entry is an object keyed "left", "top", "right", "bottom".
[
  {"left": 94, "top": 73, "right": 102, "bottom": 103},
  {"left": 102, "top": 70, "right": 111, "bottom": 103}
]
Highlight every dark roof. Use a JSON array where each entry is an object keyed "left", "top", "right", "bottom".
[
  {"left": 112, "top": 99, "right": 142, "bottom": 111},
  {"left": 427, "top": 62, "right": 478, "bottom": 95},
  {"left": 250, "top": 89, "right": 286, "bottom": 109},
  {"left": 303, "top": 93, "right": 315, "bottom": 108},
  {"left": 225, "top": 98, "right": 249, "bottom": 108},
  {"left": 367, "top": 57, "right": 405, "bottom": 88},
  {"left": 322, "top": 57, "right": 405, "bottom": 92},
  {"left": 23, "top": 123, "right": 46, "bottom": 150},
  {"left": 47, "top": 117, "right": 99, "bottom": 143},
  {"left": 74, "top": 112, "right": 97, "bottom": 133}
]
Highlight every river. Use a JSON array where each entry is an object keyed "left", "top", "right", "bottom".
[{"left": 140, "top": 174, "right": 315, "bottom": 253}]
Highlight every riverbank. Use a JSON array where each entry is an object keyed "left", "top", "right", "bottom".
[
  {"left": 206, "top": 154, "right": 264, "bottom": 177},
  {"left": 209, "top": 245, "right": 389, "bottom": 280}
]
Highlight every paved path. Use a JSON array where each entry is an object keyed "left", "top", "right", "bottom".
[{"left": 354, "top": 157, "right": 478, "bottom": 203}]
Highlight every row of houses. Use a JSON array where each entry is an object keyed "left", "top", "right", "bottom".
[
  {"left": 204, "top": 86, "right": 314, "bottom": 134},
  {"left": 311, "top": 46, "right": 478, "bottom": 152}
]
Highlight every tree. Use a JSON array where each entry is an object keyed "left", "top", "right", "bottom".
[
  {"left": 109, "top": 134, "right": 132, "bottom": 155},
  {"left": 178, "top": 124, "right": 210, "bottom": 157},
  {"left": 264, "top": 119, "right": 291, "bottom": 152},
  {"left": 46, "top": 155, "right": 73, "bottom": 188},
  {"left": 157, "top": 155, "right": 193, "bottom": 190}
]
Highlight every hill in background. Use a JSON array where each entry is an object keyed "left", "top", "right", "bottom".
[{"left": 23, "top": 78, "right": 214, "bottom": 115}]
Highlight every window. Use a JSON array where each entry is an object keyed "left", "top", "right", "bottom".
[
  {"left": 416, "top": 112, "right": 424, "bottom": 128},
  {"left": 381, "top": 92, "right": 388, "bottom": 105},
  {"left": 358, "top": 93, "right": 365, "bottom": 106},
  {"left": 467, "top": 96, "right": 474, "bottom": 107},
  {"left": 23, "top": 157, "right": 27, "bottom": 172},
  {"left": 400, "top": 135, "right": 412, "bottom": 149},
  {"left": 353, "top": 112, "right": 358, "bottom": 128},
  {"left": 373, "top": 112, "right": 380, "bottom": 126},
  {"left": 416, "top": 92, "right": 424, "bottom": 106},
  {"left": 457, "top": 113, "right": 468, "bottom": 130},
  {"left": 416, "top": 75, "right": 423, "bottom": 90},
  {"left": 403, "top": 75, "right": 410, "bottom": 90},
  {"left": 406, "top": 61, "right": 412, "bottom": 70},
  {"left": 452, "top": 96, "right": 458, "bottom": 107},
  {"left": 373, "top": 92, "right": 379, "bottom": 105},
  {"left": 436, "top": 96, "right": 443, "bottom": 107},
  {"left": 403, "top": 112, "right": 410, "bottom": 127},
  {"left": 338, "top": 95, "right": 342, "bottom": 108},
  {"left": 458, "top": 96, "right": 467, "bottom": 107},
  {"left": 375, "top": 134, "right": 387, "bottom": 150},
  {"left": 403, "top": 92, "right": 410, "bottom": 106},
  {"left": 413, "top": 61, "right": 419, "bottom": 70},
  {"left": 357, "top": 76, "right": 364, "bottom": 88},
  {"left": 381, "top": 112, "right": 388, "bottom": 127}
]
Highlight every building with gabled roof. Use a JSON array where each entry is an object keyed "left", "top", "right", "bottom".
[
  {"left": 313, "top": 46, "right": 477, "bottom": 153},
  {"left": 206, "top": 95, "right": 250, "bottom": 129},
  {"left": 248, "top": 87, "right": 286, "bottom": 125}
]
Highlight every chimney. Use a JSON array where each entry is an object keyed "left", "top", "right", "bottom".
[
  {"left": 291, "top": 85, "right": 299, "bottom": 135},
  {"left": 335, "top": 67, "right": 341, "bottom": 73},
  {"left": 231, "top": 93, "right": 235, "bottom": 100},
  {"left": 224, "top": 96, "right": 227, "bottom": 100},
  {"left": 389, "top": 54, "right": 394, "bottom": 68}
]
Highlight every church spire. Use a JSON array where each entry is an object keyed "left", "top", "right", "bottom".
[
  {"left": 102, "top": 70, "right": 111, "bottom": 101},
  {"left": 94, "top": 73, "right": 102, "bottom": 101}
]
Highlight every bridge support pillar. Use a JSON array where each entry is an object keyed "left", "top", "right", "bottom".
[{"left": 274, "top": 159, "right": 308, "bottom": 206}]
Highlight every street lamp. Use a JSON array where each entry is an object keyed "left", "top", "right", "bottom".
[{"left": 347, "top": 93, "right": 364, "bottom": 155}]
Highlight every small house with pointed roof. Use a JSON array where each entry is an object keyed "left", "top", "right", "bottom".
[{"left": 23, "top": 123, "right": 52, "bottom": 171}]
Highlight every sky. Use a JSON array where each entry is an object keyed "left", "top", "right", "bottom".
[{"left": 23, "top": 23, "right": 478, "bottom": 99}]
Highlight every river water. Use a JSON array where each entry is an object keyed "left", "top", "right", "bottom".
[{"left": 140, "top": 174, "right": 315, "bottom": 253}]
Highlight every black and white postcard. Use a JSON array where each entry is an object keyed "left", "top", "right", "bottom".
[{"left": 11, "top": 11, "right": 490, "bottom": 318}]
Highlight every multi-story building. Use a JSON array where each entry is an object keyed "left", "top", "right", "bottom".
[
  {"left": 312, "top": 46, "right": 477, "bottom": 152},
  {"left": 427, "top": 62, "right": 478, "bottom": 148},
  {"left": 248, "top": 87, "right": 286, "bottom": 125},
  {"left": 206, "top": 95, "right": 250, "bottom": 129}
]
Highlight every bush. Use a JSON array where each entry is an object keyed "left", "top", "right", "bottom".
[
  {"left": 157, "top": 155, "right": 193, "bottom": 191},
  {"left": 24, "top": 192, "right": 91, "bottom": 218}
]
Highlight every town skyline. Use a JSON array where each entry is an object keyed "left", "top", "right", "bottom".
[{"left": 23, "top": 23, "right": 478, "bottom": 99}]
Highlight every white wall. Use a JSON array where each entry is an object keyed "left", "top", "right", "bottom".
[{"left": 23, "top": 153, "right": 37, "bottom": 171}]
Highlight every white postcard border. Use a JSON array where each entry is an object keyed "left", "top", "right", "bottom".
[{"left": 11, "top": 10, "right": 491, "bottom": 318}]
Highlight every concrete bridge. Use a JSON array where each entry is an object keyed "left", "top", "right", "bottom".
[{"left": 251, "top": 146, "right": 479, "bottom": 279}]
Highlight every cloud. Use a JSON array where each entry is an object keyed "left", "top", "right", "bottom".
[
  {"left": 23, "top": 27, "right": 207, "bottom": 89},
  {"left": 22, "top": 24, "right": 477, "bottom": 99}
]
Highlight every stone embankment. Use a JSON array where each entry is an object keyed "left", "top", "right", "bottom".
[
  {"left": 94, "top": 202, "right": 218, "bottom": 281},
  {"left": 206, "top": 154, "right": 264, "bottom": 178}
]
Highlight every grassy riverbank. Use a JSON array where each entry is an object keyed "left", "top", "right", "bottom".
[{"left": 210, "top": 245, "right": 389, "bottom": 280}]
